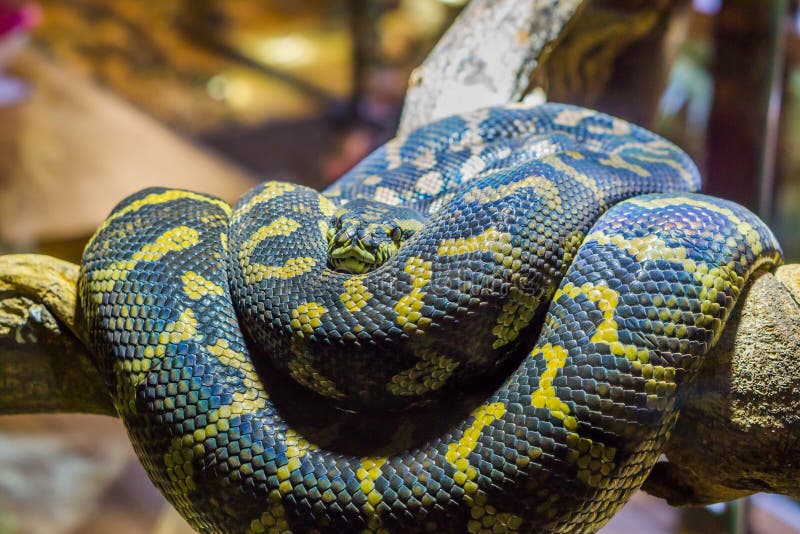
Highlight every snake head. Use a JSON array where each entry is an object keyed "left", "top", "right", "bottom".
[{"left": 327, "top": 199, "right": 424, "bottom": 274}]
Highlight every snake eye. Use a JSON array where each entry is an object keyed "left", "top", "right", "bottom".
[{"left": 390, "top": 226, "right": 402, "bottom": 242}]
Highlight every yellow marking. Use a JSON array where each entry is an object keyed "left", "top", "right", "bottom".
[
  {"left": 356, "top": 457, "right": 388, "bottom": 515},
  {"left": 452, "top": 108, "right": 491, "bottom": 151},
  {"left": 557, "top": 281, "right": 644, "bottom": 362},
  {"left": 587, "top": 231, "right": 688, "bottom": 263},
  {"left": 273, "top": 428, "right": 319, "bottom": 495},
  {"left": 530, "top": 344, "right": 574, "bottom": 424},
  {"left": 112, "top": 357, "right": 151, "bottom": 414},
  {"left": 287, "top": 340, "right": 346, "bottom": 399},
  {"left": 284, "top": 428, "right": 317, "bottom": 461},
  {"left": 290, "top": 302, "right": 328, "bottom": 335},
  {"left": 341, "top": 276, "right": 373, "bottom": 313},
  {"left": 181, "top": 271, "right": 225, "bottom": 300},
  {"left": 207, "top": 338, "right": 267, "bottom": 413},
  {"left": 386, "top": 351, "right": 460, "bottom": 396},
  {"left": 585, "top": 221, "right": 776, "bottom": 343},
  {"left": 445, "top": 402, "right": 506, "bottom": 494},
  {"left": 492, "top": 290, "right": 540, "bottom": 349},
  {"left": 394, "top": 218, "right": 425, "bottom": 232},
  {"left": 124, "top": 226, "right": 201, "bottom": 265},
  {"left": 287, "top": 302, "right": 344, "bottom": 399},
  {"left": 290, "top": 204, "right": 312, "bottom": 214},
  {"left": 461, "top": 174, "right": 562, "bottom": 211},
  {"left": 163, "top": 337, "right": 286, "bottom": 501},
  {"left": 385, "top": 134, "right": 408, "bottom": 170},
  {"left": 111, "top": 306, "right": 199, "bottom": 412},
  {"left": 541, "top": 153, "right": 605, "bottom": 204},
  {"left": 561, "top": 231, "right": 585, "bottom": 272},
  {"left": 394, "top": 257, "right": 432, "bottom": 330},
  {"left": 467, "top": 491, "right": 525, "bottom": 534},
  {"left": 373, "top": 186, "right": 403, "bottom": 206},
  {"left": 620, "top": 148, "right": 696, "bottom": 187},
  {"left": 415, "top": 171, "right": 444, "bottom": 195},
  {"left": 523, "top": 309, "right": 621, "bottom": 490},
  {"left": 237, "top": 218, "right": 305, "bottom": 282},
  {"left": 244, "top": 257, "right": 317, "bottom": 283},
  {"left": 160, "top": 308, "right": 199, "bottom": 345},
  {"left": 553, "top": 108, "right": 596, "bottom": 127},
  {"left": 89, "top": 226, "right": 199, "bottom": 286},
  {"left": 598, "top": 153, "right": 649, "bottom": 176},
  {"left": 235, "top": 182, "right": 297, "bottom": 219},
  {"left": 163, "top": 436, "right": 198, "bottom": 493},
  {"left": 247, "top": 498, "right": 290, "bottom": 533},
  {"left": 587, "top": 117, "right": 631, "bottom": 136},
  {"left": 362, "top": 174, "right": 383, "bottom": 186},
  {"left": 437, "top": 228, "right": 511, "bottom": 257},
  {"left": 318, "top": 220, "right": 330, "bottom": 241},
  {"left": 461, "top": 154, "right": 487, "bottom": 179},
  {"left": 627, "top": 196, "right": 766, "bottom": 255},
  {"left": 220, "top": 232, "right": 228, "bottom": 253},
  {"left": 245, "top": 217, "right": 302, "bottom": 247},
  {"left": 567, "top": 433, "right": 618, "bottom": 489},
  {"left": 87, "top": 190, "right": 230, "bottom": 249},
  {"left": 318, "top": 195, "right": 336, "bottom": 217},
  {"left": 412, "top": 150, "right": 437, "bottom": 170},
  {"left": 428, "top": 193, "right": 455, "bottom": 214}
]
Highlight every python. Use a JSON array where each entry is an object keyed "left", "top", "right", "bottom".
[{"left": 79, "top": 103, "right": 781, "bottom": 532}]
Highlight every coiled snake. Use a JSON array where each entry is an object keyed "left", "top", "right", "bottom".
[{"left": 79, "top": 103, "right": 782, "bottom": 533}]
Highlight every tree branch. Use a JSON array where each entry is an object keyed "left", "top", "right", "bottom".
[
  {"left": 398, "top": 0, "right": 586, "bottom": 134},
  {"left": 0, "top": 255, "right": 113, "bottom": 415},
  {"left": 643, "top": 265, "right": 800, "bottom": 505}
]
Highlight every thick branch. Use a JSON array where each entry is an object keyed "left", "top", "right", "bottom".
[
  {"left": 400, "top": 1, "right": 689, "bottom": 132},
  {"left": 0, "top": 255, "right": 113, "bottom": 415},
  {"left": 643, "top": 265, "right": 800, "bottom": 505},
  {"left": 398, "top": 0, "right": 586, "bottom": 134}
]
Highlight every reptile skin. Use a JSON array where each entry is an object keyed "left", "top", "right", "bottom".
[{"left": 79, "top": 103, "right": 782, "bottom": 533}]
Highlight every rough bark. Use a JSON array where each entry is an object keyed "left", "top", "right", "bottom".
[
  {"left": 398, "top": 0, "right": 586, "bottom": 134},
  {"left": 535, "top": 0, "right": 692, "bottom": 126},
  {"left": 400, "top": 0, "right": 692, "bottom": 134},
  {"left": 0, "top": 255, "right": 112, "bottom": 415},
  {"left": 642, "top": 266, "right": 800, "bottom": 505}
]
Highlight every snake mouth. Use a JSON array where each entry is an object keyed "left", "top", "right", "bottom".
[{"left": 329, "top": 245, "right": 378, "bottom": 274}]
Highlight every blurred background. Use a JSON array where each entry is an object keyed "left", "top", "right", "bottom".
[{"left": 0, "top": 0, "right": 798, "bottom": 532}]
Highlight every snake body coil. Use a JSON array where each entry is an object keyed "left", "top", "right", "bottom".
[{"left": 79, "top": 104, "right": 782, "bottom": 533}]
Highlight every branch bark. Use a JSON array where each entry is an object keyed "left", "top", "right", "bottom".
[
  {"left": 643, "top": 266, "right": 800, "bottom": 505},
  {"left": 0, "top": 255, "right": 113, "bottom": 415},
  {"left": 398, "top": 0, "right": 586, "bottom": 134}
]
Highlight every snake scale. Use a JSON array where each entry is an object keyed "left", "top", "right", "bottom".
[{"left": 79, "top": 103, "right": 782, "bottom": 533}]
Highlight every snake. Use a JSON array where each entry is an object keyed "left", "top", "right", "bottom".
[{"left": 78, "top": 103, "right": 782, "bottom": 533}]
